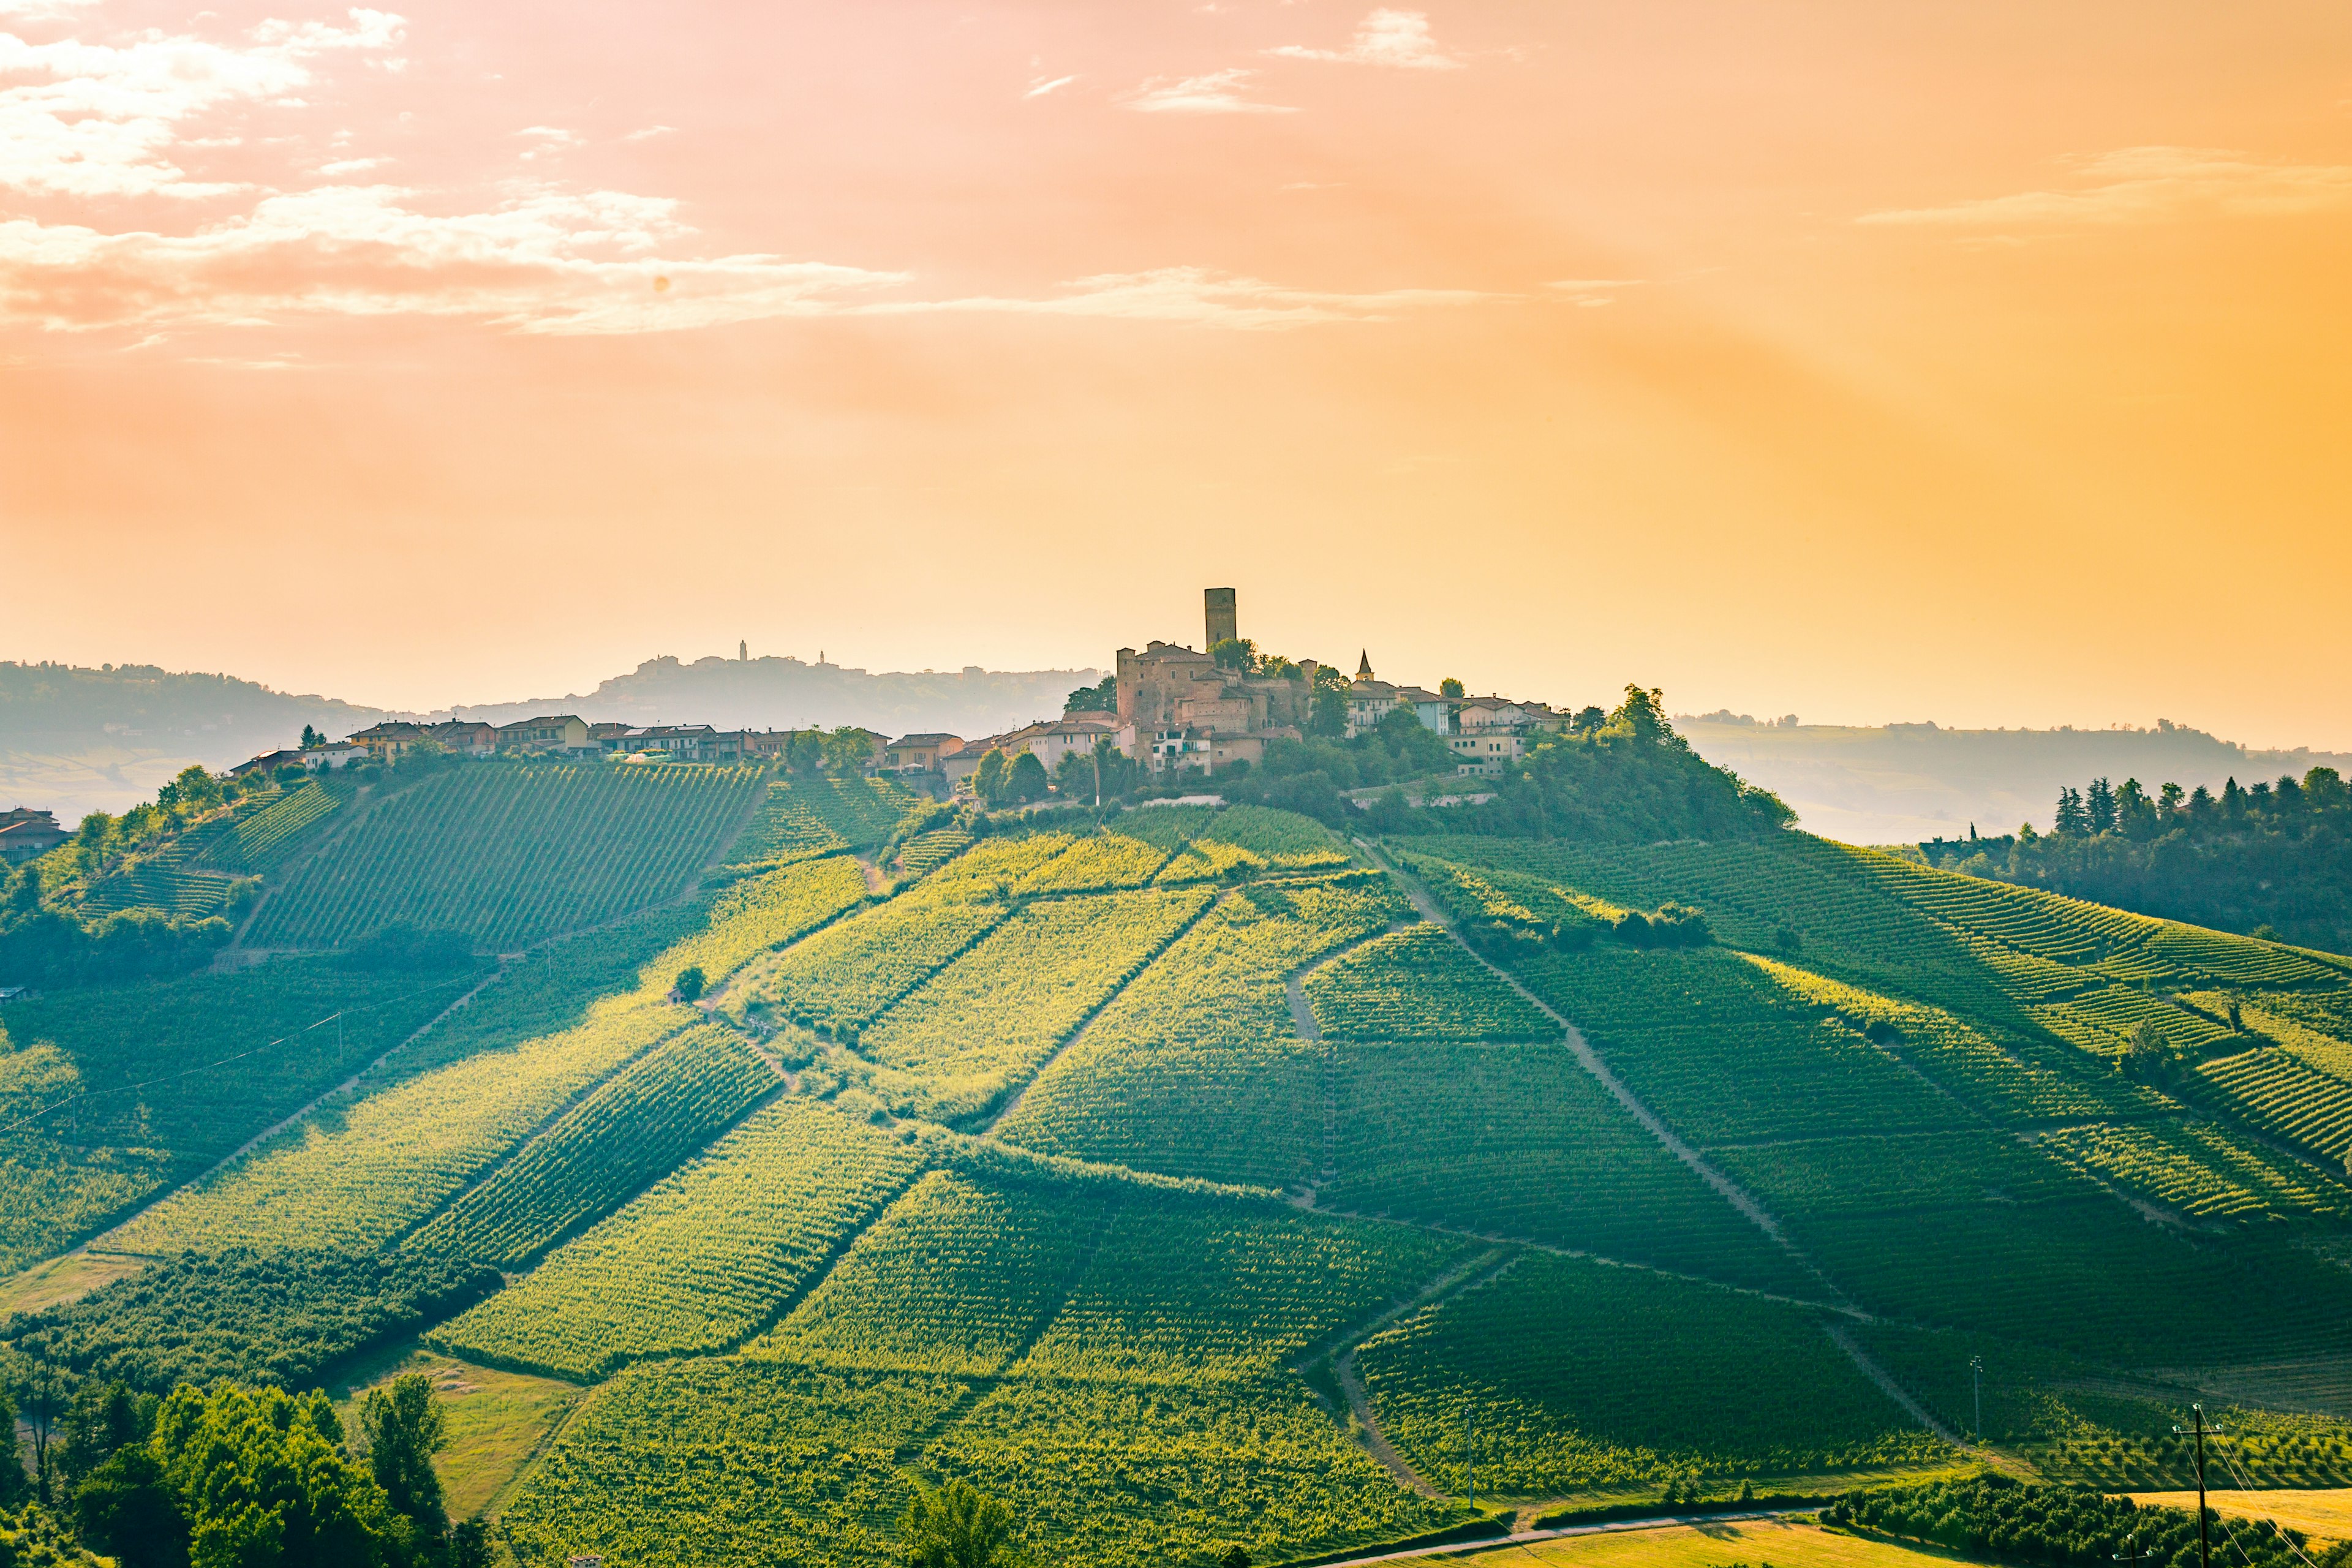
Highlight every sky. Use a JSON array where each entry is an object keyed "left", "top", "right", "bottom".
[{"left": 2, "top": 0, "right": 2349, "bottom": 747}]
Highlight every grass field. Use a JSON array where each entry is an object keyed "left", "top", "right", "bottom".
[
  {"left": 1381, "top": 1518, "right": 1984, "bottom": 1568},
  {"left": 331, "top": 1344, "right": 581, "bottom": 1520}
]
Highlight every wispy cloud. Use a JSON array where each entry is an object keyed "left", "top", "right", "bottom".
[
  {"left": 1271, "top": 9, "right": 1461, "bottom": 70},
  {"left": 620, "top": 124, "right": 676, "bottom": 142},
  {"left": 1118, "top": 68, "right": 1297, "bottom": 115},
  {"left": 891, "top": 266, "right": 1487, "bottom": 330},
  {"left": 1860, "top": 146, "right": 2352, "bottom": 229},
  {"left": 1548, "top": 276, "right": 1643, "bottom": 307},
  {"left": 1023, "top": 74, "right": 1076, "bottom": 99},
  {"left": 0, "top": 8, "right": 405, "bottom": 200},
  {"left": 317, "top": 155, "right": 390, "bottom": 175}
]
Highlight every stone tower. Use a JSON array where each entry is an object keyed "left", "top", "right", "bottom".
[{"left": 1204, "top": 587, "right": 1237, "bottom": 651}]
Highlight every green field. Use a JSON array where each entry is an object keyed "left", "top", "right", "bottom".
[
  {"left": 244, "top": 759, "right": 766, "bottom": 950},
  {"left": 20, "top": 785, "right": 2352, "bottom": 1568}
]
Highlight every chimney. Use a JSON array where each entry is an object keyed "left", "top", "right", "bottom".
[{"left": 1204, "top": 587, "right": 1237, "bottom": 651}]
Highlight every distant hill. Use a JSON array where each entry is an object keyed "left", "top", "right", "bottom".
[
  {"left": 432, "top": 654, "right": 1096, "bottom": 739},
  {"left": 0, "top": 662, "right": 388, "bottom": 829},
  {"left": 1679, "top": 714, "right": 2352, "bottom": 846},
  {"left": 0, "top": 657, "right": 1095, "bottom": 826}
]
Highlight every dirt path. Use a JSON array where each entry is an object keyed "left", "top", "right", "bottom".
[
  {"left": 1306, "top": 1248, "right": 1518, "bottom": 1498},
  {"left": 1362, "top": 842, "right": 1842, "bottom": 1303},
  {"left": 1286, "top": 922, "right": 1408, "bottom": 1186},
  {"left": 1824, "top": 1322, "right": 1964, "bottom": 1445},
  {"left": 1305, "top": 1508, "right": 1814, "bottom": 1568}
]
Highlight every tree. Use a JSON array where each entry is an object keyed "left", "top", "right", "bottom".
[
  {"left": 673, "top": 965, "right": 706, "bottom": 1002},
  {"left": 1308, "top": 688, "right": 1347, "bottom": 739},
  {"left": 973, "top": 748, "right": 1011, "bottom": 805},
  {"left": 448, "top": 1518, "right": 493, "bottom": 1568},
  {"left": 1006, "top": 752, "right": 1049, "bottom": 804},
  {"left": 1613, "top": 684, "right": 1671, "bottom": 743},
  {"left": 2053, "top": 787, "right": 2089, "bottom": 836},
  {"left": 1219, "top": 1548, "right": 1252, "bottom": 1568},
  {"left": 1439, "top": 677, "right": 1464, "bottom": 700},
  {"left": 785, "top": 729, "right": 827, "bottom": 775},
  {"left": 4, "top": 1355, "right": 70, "bottom": 1504},
  {"left": 823, "top": 727, "right": 878, "bottom": 774},
  {"left": 56, "top": 1381, "right": 151, "bottom": 1489},
  {"left": 1209, "top": 637, "right": 1256, "bottom": 673},
  {"left": 74, "top": 1447, "right": 183, "bottom": 1568},
  {"left": 1063, "top": 674, "right": 1117, "bottom": 714},
  {"left": 360, "top": 1371, "right": 448, "bottom": 1534},
  {"left": 899, "top": 1478, "right": 1023, "bottom": 1568},
  {"left": 300, "top": 725, "right": 325, "bottom": 748},
  {"left": 2085, "top": 777, "right": 2116, "bottom": 834}
]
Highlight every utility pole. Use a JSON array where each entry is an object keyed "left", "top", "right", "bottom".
[
  {"left": 2175, "top": 1404, "right": 2226, "bottom": 1568},
  {"left": 1464, "top": 1404, "right": 1474, "bottom": 1513},
  {"left": 2117, "top": 1537, "right": 2160, "bottom": 1568},
  {"left": 1971, "top": 1355, "right": 1985, "bottom": 1444}
]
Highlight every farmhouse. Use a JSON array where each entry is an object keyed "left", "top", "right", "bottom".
[
  {"left": 496, "top": 715, "right": 592, "bottom": 753},
  {"left": 880, "top": 734, "right": 963, "bottom": 772},
  {"left": 0, "top": 807, "right": 66, "bottom": 862}
]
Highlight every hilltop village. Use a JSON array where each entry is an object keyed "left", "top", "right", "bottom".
[{"left": 186, "top": 588, "right": 1587, "bottom": 809}]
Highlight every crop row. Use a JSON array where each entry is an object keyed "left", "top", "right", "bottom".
[
  {"left": 1389, "top": 850, "right": 1618, "bottom": 951},
  {"left": 726, "top": 886, "right": 1009, "bottom": 1042},
  {"left": 1148, "top": 805, "right": 1352, "bottom": 884},
  {"left": 924, "top": 1375, "right": 1465, "bottom": 1568},
  {"left": 1709, "top": 1133, "right": 2100, "bottom": 1220},
  {"left": 2215, "top": 995, "right": 2352, "bottom": 1083},
  {"left": 405, "top": 1023, "right": 776, "bottom": 1265},
  {"left": 893, "top": 827, "right": 970, "bottom": 875},
  {"left": 2037, "top": 1120, "right": 2352, "bottom": 1221},
  {"left": 2195, "top": 1047, "right": 2352, "bottom": 1161},
  {"left": 1012, "top": 830, "right": 1177, "bottom": 894},
  {"left": 110, "top": 997, "right": 689, "bottom": 1255},
  {"left": 429, "top": 1099, "right": 924, "bottom": 1379},
  {"left": 2029, "top": 984, "right": 2241, "bottom": 1058},
  {"left": 247, "top": 762, "right": 766, "bottom": 951},
  {"left": 1355, "top": 1250, "right": 1940, "bottom": 1495},
  {"left": 0, "top": 1131, "right": 175, "bottom": 1280},
  {"left": 1306, "top": 925, "right": 1555, "bottom": 1042},
  {"left": 1410, "top": 836, "right": 2030, "bottom": 1036},
  {"left": 207, "top": 781, "right": 341, "bottom": 870},
  {"left": 1010, "top": 1192, "right": 1469, "bottom": 1384},
  {"left": 725, "top": 775, "right": 919, "bottom": 867},
  {"left": 1740, "top": 955, "right": 2138, "bottom": 1122},
  {"left": 756, "top": 1169, "right": 1115, "bottom": 1376},
  {"left": 500, "top": 1358, "right": 970, "bottom": 1568},
  {"left": 658, "top": 855, "right": 873, "bottom": 997},
  {"left": 1327, "top": 1039, "right": 1812, "bottom": 1296},
  {"left": 855, "top": 886, "right": 1213, "bottom": 1122},
  {"left": 1, "top": 956, "right": 478, "bottom": 1166},
  {"left": 993, "top": 876, "right": 1408, "bottom": 1188},
  {"left": 1513, "top": 947, "right": 1969, "bottom": 1143}
]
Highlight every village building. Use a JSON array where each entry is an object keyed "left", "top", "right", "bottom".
[
  {"left": 0, "top": 807, "right": 67, "bottom": 862},
  {"left": 348, "top": 721, "right": 428, "bottom": 759},
  {"left": 1115, "top": 590, "right": 1306, "bottom": 775},
  {"left": 880, "top": 734, "right": 963, "bottom": 772},
  {"left": 426, "top": 720, "right": 499, "bottom": 756},
  {"left": 496, "top": 715, "right": 592, "bottom": 753}
]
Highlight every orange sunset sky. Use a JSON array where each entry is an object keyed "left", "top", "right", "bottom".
[{"left": 2, "top": 1, "right": 2348, "bottom": 745}]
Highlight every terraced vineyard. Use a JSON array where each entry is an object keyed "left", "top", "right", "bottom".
[
  {"left": 23, "top": 790, "right": 2352, "bottom": 1568},
  {"left": 245, "top": 760, "right": 766, "bottom": 950}
]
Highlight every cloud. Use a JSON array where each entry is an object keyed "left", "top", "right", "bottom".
[
  {"left": 316, "top": 155, "right": 389, "bottom": 175},
  {"left": 1270, "top": 9, "right": 1461, "bottom": 70},
  {"left": 1118, "top": 69, "right": 1297, "bottom": 115},
  {"left": 620, "top": 124, "right": 676, "bottom": 141},
  {"left": 0, "top": 8, "right": 404, "bottom": 200},
  {"left": 1860, "top": 146, "right": 2352, "bottom": 228},
  {"left": 885, "top": 266, "right": 1487, "bottom": 330},
  {"left": 1023, "top": 73, "right": 1076, "bottom": 99}
]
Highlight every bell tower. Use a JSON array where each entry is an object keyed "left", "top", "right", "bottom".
[{"left": 1204, "top": 587, "right": 1237, "bottom": 650}]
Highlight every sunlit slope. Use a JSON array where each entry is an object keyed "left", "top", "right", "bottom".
[
  {"left": 23, "top": 805, "right": 2352, "bottom": 1568},
  {"left": 243, "top": 761, "right": 767, "bottom": 951}
]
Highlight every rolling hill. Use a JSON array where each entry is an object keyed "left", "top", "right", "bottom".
[{"left": 9, "top": 733, "right": 2352, "bottom": 1567}]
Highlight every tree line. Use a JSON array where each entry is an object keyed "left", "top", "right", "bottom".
[{"left": 1941, "top": 766, "right": 2352, "bottom": 952}]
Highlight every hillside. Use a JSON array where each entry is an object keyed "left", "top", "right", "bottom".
[
  {"left": 10, "top": 755, "right": 2352, "bottom": 1566},
  {"left": 1679, "top": 714, "right": 2352, "bottom": 846}
]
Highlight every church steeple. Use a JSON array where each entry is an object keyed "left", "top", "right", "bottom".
[{"left": 1355, "top": 649, "right": 1374, "bottom": 680}]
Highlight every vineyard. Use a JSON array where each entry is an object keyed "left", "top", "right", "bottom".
[
  {"left": 404, "top": 1023, "right": 776, "bottom": 1265},
  {"left": 1356, "top": 1251, "right": 1943, "bottom": 1495},
  {"left": 992, "top": 875, "right": 1408, "bottom": 1187},
  {"left": 428, "top": 1099, "right": 924, "bottom": 1379},
  {"left": 244, "top": 760, "right": 766, "bottom": 951},
  {"left": 1305, "top": 925, "right": 1555, "bottom": 1041},
  {"left": 23, "top": 787, "right": 2352, "bottom": 1567},
  {"left": 853, "top": 886, "right": 1213, "bottom": 1122},
  {"left": 1325, "top": 1038, "right": 1814, "bottom": 1294},
  {"left": 723, "top": 775, "right": 921, "bottom": 867}
]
